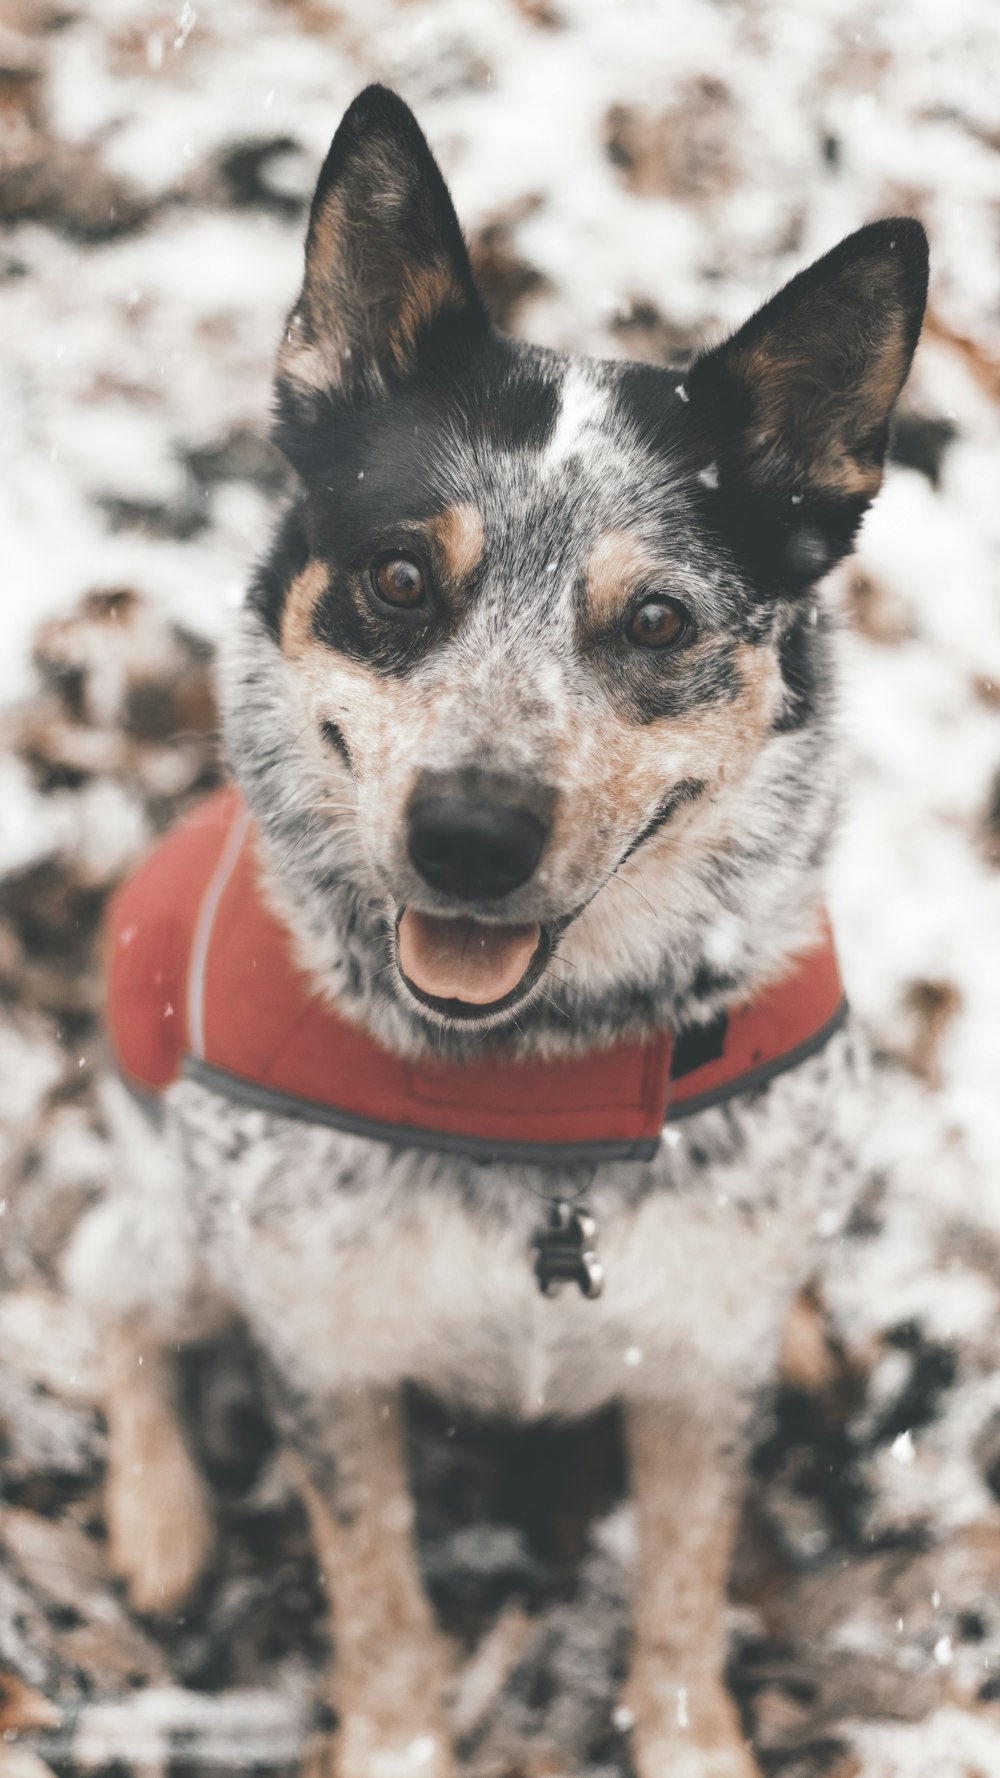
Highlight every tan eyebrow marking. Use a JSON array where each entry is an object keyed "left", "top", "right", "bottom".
[
  {"left": 584, "top": 530, "right": 663, "bottom": 627},
  {"left": 281, "top": 559, "right": 330, "bottom": 659},
  {"left": 428, "top": 501, "right": 486, "bottom": 587}
]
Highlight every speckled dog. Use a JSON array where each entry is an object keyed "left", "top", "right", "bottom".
[{"left": 68, "top": 85, "right": 928, "bottom": 1778}]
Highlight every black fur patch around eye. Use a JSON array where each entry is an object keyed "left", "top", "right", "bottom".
[
  {"left": 263, "top": 327, "right": 561, "bottom": 655},
  {"left": 620, "top": 643, "right": 744, "bottom": 726},
  {"left": 309, "top": 573, "right": 445, "bottom": 676},
  {"left": 247, "top": 502, "right": 312, "bottom": 641}
]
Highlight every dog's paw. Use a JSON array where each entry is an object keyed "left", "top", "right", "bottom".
[
  {"left": 298, "top": 1731, "right": 336, "bottom": 1778},
  {"left": 629, "top": 1737, "right": 759, "bottom": 1778},
  {"left": 622, "top": 1671, "right": 760, "bottom": 1778},
  {"left": 332, "top": 1716, "right": 455, "bottom": 1778},
  {"left": 105, "top": 1416, "right": 214, "bottom": 1615}
]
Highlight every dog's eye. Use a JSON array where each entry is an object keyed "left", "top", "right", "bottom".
[
  {"left": 371, "top": 554, "right": 426, "bottom": 610},
  {"left": 626, "top": 597, "right": 693, "bottom": 651}
]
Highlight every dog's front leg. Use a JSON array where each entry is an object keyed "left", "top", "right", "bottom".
[
  {"left": 623, "top": 1396, "right": 759, "bottom": 1778},
  {"left": 103, "top": 1325, "right": 215, "bottom": 1614},
  {"left": 280, "top": 1381, "right": 455, "bottom": 1778}
]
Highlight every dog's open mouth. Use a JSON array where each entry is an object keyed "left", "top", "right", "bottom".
[{"left": 396, "top": 908, "right": 547, "bottom": 1017}]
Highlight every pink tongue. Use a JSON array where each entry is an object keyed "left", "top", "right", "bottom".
[{"left": 398, "top": 909, "right": 540, "bottom": 1005}]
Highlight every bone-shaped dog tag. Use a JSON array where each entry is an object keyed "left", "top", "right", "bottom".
[{"left": 533, "top": 1201, "right": 605, "bottom": 1300}]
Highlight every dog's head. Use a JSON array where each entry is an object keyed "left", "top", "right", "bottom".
[{"left": 235, "top": 85, "right": 927, "bottom": 1039}]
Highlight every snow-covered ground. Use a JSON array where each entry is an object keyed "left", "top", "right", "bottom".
[{"left": 2, "top": 1, "right": 1000, "bottom": 1773}]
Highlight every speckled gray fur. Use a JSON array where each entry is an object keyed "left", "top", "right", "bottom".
[{"left": 166, "top": 1028, "right": 862, "bottom": 1420}]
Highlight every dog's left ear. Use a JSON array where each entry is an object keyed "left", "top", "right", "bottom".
[
  {"left": 687, "top": 218, "right": 928, "bottom": 590},
  {"left": 277, "top": 84, "right": 486, "bottom": 405}
]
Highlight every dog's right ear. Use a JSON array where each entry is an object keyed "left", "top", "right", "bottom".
[
  {"left": 685, "top": 219, "right": 928, "bottom": 591},
  {"left": 276, "top": 85, "right": 486, "bottom": 411}
]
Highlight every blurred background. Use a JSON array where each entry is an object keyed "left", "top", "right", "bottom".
[{"left": 1, "top": 2, "right": 1000, "bottom": 1774}]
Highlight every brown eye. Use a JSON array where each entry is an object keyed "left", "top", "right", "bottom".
[
  {"left": 626, "top": 597, "right": 692, "bottom": 651},
  {"left": 371, "top": 554, "right": 426, "bottom": 609}
]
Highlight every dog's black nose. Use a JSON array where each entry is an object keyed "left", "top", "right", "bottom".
[{"left": 408, "top": 797, "right": 547, "bottom": 900}]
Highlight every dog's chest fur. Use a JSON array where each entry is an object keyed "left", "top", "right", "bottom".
[{"left": 170, "top": 1023, "right": 859, "bottom": 1421}]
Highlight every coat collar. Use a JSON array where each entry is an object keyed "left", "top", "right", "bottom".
[{"left": 107, "top": 787, "right": 847, "bottom": 1167}]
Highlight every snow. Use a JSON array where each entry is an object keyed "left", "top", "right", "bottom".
[
  {"left": 852, "top": 1708, "right": 1000, "bottom": 1777},
  {"left": 3, "top": 0, "right": 1000, "bottom": 1770}
]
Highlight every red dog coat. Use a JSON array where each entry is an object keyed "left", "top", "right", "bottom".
[{"left": 105, "top": 787, "right": 847, "bottom": 1166}]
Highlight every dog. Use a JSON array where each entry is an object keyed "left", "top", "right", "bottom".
[{"left": 67, "top": 83, "right": 928, "bottom": 1778}]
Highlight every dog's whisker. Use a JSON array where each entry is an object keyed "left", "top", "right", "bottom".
[
  {"left": 547, "top": 953, "right": 577, "bottom": 975},
  {"left": 271, "top": 815, "right": 325, "bottom": 877},
  {"left": 574, "top": 865, "right": 659, "bottom": 921},
  {"left": 607, "top": 871, "right": 658, "bottom": 918},
  {"left": 546, "top": 965, "right": 576, "bottom": 991},
  {"left": 362, "top": 959, "right": 399, "bottom": 987},
  {"left": 536, "top": 986, "right": 570, "bottom": 1019}
]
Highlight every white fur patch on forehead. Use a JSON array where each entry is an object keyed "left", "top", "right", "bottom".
[{"left": 544, "top": 366, "right": 609, "bottom": 469}]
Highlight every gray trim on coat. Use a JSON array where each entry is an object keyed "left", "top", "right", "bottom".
[{"left": 175, "top": 997, "right": 848, "bottom": 1167}]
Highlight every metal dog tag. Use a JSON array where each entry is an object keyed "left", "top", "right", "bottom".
[{"left": 533, "top": 1201, "right": 605, "bottom": 1300}]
